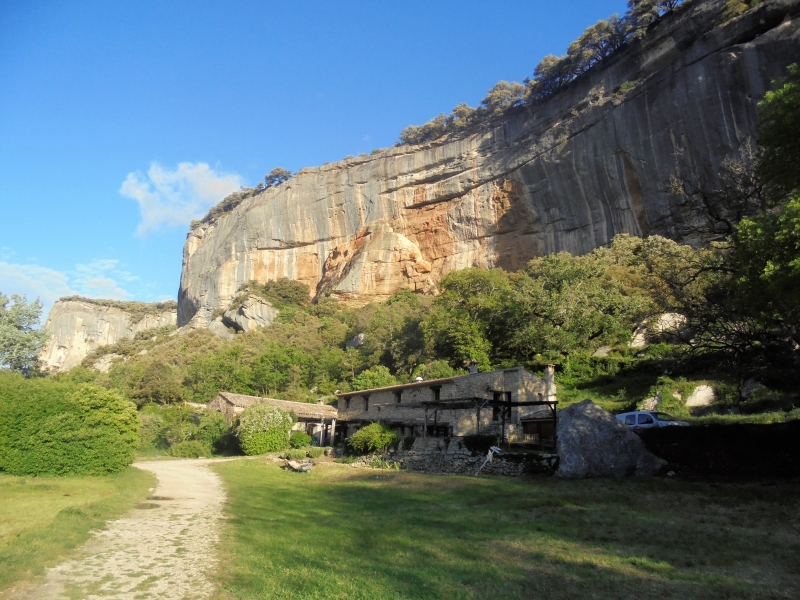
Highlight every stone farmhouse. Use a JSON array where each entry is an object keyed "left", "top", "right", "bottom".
[
  {"left": 335, "top": 365, "right": 557, "bottom": 448},
  {"left": 207, "top": 391, "right": 338, "bottom": 446}
]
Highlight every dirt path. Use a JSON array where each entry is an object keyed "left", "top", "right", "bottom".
[{"left": 9, "top": 459, "right": 229, "bottom": 600}]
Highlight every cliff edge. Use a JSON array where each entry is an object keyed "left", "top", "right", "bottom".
[
  {"left": 179, "top": 0, "right": 800, "bottom": 327},
  {"left": 40, "top": 299, "right": 177, "bottom": 372}
]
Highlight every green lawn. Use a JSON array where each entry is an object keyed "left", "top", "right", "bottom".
[
  {"left": 212, "top": 460, "right": 800, "bottom": 599},
  {"left": 0, "top": 467, "right": 155, "bottom": 592}
]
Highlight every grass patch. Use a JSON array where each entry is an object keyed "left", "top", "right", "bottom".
[
  {"left": 212, "top": 460, "right": 800, "bottom": 599},
  {"left": 0, "top": 467, "right": 155, "bottom": 592}
]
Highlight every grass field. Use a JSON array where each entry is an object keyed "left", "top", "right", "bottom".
[
  {"left": 0, "top": 467, "right": 155, "bottom": 593},
  {"left": 212, "top": 460, "right": 800, "bottom": 599}
]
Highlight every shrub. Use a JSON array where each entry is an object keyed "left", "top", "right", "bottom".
[
  {"left": 283, "top": 449, "right": 308, "bottom": 460},
  {"left": 169, "top": 441, "right": 211, "bottom": 458},
  {"left": 136, "top": 405, "right": 234, "bottom": 455},
  {"left": 235, "top": 404, "right": 294, "bottom": 455},
  {"left": 0, "top": 373, "right": 138, "bottom": 476},
  {"left": 369, "top": 457, "right": 401, "bottom": 470},
  {"left": 462, "top": 434, "right": 498, "bottom": 456},
  {"left": 308, "top": 447, "right": 324, "bottom": 458},
  {"left": 347, "top": 423, "right": 398, "bottom": 455},
  {"left": 289, "top": 431, "right": 312, "bottom": 449},
  {"left": 194, "top": 410, "right": 234, "bottom": 454}
]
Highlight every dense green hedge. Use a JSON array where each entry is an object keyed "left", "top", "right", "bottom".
[
  {"left": 347, "top": 423, "right": 398, "bottom": 455},
  {"left": 289, "top": 431, "right": 312, "bottom": 449},
  {"left": 236, "top": 403, "right": 295, "bottom": 455},
  {"left": 0, "top": 373, "right": 138, "bottom": 476}
]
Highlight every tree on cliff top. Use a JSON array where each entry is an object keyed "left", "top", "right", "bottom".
[{"left": 0, "top": 293, "right": 50, "bottom": 375}]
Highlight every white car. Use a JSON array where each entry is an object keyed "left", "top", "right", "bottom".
[{"left": 616, "top": 410, "right": 689, "bottom": 429}]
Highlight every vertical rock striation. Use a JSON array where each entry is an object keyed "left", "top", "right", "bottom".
[
  {"left": 40, "top": 300, "right": 177, "bottom": 372},
  {"left": 179, "top": 0, "right": 800, "bottom": 326}
]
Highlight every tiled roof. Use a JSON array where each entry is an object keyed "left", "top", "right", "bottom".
[{"left": 214, "top": 392, "right": 337, "bottom": 419}]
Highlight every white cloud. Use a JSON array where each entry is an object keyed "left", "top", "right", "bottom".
[
  {"left": 72, "top": 259, "right": 133, "bottom": 300},
  {"left": 120, "top": 162, "right": 242, "bottom": 236},
  {"left": 0, "top": 261, "right": 78, "bottom": 321},
  {"left": 0, "top": 258, "right": 136, "bottom": 322}
]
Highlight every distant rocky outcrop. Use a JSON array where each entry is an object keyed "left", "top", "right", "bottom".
[
  {"left": 556, "top": 400, "right": 667, "bottom": 477},
  {"left": 178, "top": 0, "right": 800, "bottom": 327},
  {"left": 222, "top": 295, "right": 279, "bottom": 332},
  {"left": 40, "top": 299, "right": 177, "bottom": 372}
]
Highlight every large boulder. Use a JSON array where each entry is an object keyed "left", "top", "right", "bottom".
[
  {"left": 222, "top": 295, "right": 279, "bottom": 332},
  {"left": 556, "top": 400, "right": 667, "bottom": 478},
  {"left": 686, "top": 385, "right": 715, "bottom": 407}
]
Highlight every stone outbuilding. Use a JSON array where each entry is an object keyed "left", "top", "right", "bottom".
[
  {"left": 335, "top": 365, "right": 557, "bottom": 448},
  {"left": 206, "top": 391, "right": 338, "bottom": 446}
]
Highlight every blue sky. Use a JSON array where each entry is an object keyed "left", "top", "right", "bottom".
[{"left": 0, "top": 0, "right": 627, "bottom": 319}]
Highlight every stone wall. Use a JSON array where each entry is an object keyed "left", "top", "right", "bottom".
[
  {"left": 387, "top": 437, "right": 558, "bottom": 476},
  {"left": 337, "top": 367, "right": 551, "bottom": 439}
]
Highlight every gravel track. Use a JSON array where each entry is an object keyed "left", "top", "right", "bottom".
[{"left": 6, "top": 459, "right": 228, "bottom": 600}]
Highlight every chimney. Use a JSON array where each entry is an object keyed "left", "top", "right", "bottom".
[
  {"left": 469, "top": 359, "right": 479, "bottom": 375},
  {"left": 544, "top": 364, "right": 557, "bottom": 402}
]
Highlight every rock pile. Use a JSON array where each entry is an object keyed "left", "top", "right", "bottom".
[{"left": 556, "top": 400, "right": 666, "bottom": 478}]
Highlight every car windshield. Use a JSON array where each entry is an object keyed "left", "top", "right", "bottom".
[{"left": 653, "top": 412, "right": 676, "bottom": 421}]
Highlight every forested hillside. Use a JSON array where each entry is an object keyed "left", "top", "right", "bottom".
[{"left": 50, "top": 58, "right": 800, "bottom": 423}]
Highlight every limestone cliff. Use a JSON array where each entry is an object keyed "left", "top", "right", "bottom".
[
  {"left": 40, "top": 300, "right": 177, "bottom": 372},
  {"left": 179, "top": 0, "right": 800, "bottom": 326}
]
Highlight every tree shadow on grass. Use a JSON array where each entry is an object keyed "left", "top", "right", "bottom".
[{"left": 215, "top": 461, "right": 800, "bottom": 600}]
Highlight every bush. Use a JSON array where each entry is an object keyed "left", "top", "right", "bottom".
[
  {"left": 369, "top": 457, "right": 401, "bottom": 470},
  {"left": 462, "top": 434, "right": 498, "bottom": 456},
  {"left": 136, "top": 405, "right": 234, "bottom": 455},
  {"left": 289, "top": 431, "right": 312, "bottom": 449},
  {"left": 347, "top": 423, "right": 398, "bottom": 455},
  {"left": 194, "top": 410, "right": 234, "bottom": 454},
  {"left": 235, "top": 404, "right": 294, "bottom": 455},
  {"left": 169, "top": 440, "right": 211, "bottom": 458},
  {"left": 0, "top": 373, "right": 138, "bottom": 476},
  {"left": 283, "top": 449, "right": 308, "bottom": 460},
  {"left": 308, "top": 447, "right": 324, "bottom": 458}
]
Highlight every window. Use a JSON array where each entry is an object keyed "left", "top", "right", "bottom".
[
  {"left": 394, "top": 390, "right": 402, "bottom": 404},
  {"left": 654, "top": 412, "right": 675, "bottom": 421},
  {"left": 492, "top": 406, "right": 500, "bottom": 421},
  {"left": 432, "top": 386, "right": 441, "bottom": 402},
  {"left": 363, "top": 396, "right": 369, "bottom": 411},
  {"left": 637, "top": 414, "right": 654, "bottom": 425},
  {"left": 624, "top": 414, "right": 635, "bottom": 425},
  {"left": 345, "top": 398, "right": 351, "bottom": 409}
]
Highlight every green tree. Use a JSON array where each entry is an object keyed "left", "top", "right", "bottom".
[
  {"left": 351, "top": 365, "right": 397, "bottom": 391},
  {"left": 729, "top": 196, "right": 800, "bottom": 356},
  {"left": 0, "top": 293, "right": 50, "bottom": 375},
  {"left": 479, "top": 81, "right": 525, "bottom": 116},
  {"left": 758, "top": 64, "right": 800, "bottom": 202},
  {"left": 422, "top": 268, "right": 513, "bottom": 371},
  {"left": 509, "top": 252, "right": 649, "bottom": 365},
  {"left": 131, "top": 359, "right": 183, "bottom": 405},
  {"left": 264, "top": 167, "right": 292, "bottom": 188}
]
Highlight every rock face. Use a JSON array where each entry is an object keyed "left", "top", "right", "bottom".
[
  {"left": 556, "top": 400, "right": 667, "bottom": 478},
  {"left": 222, "top": 295, "right": 278, "bottom": 332},
  {"left": 686, "top": 385, "right": 716, "bottom": 407},
  {"left": 40, "top": 300, "right": 177, "bottom": 372},
  {"left": 178, "top": 0, "right": 800, "bottom": 326}
]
